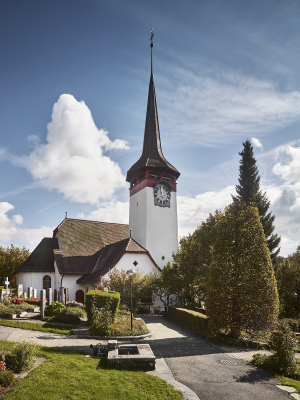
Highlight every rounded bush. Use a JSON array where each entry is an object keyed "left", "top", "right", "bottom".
[
  {"left": 50, "top": 313, "right": 81, "bottom": 324},
  {"left": 0, "top": 370, "right": 14, "bottom": 387},
  {"left": 46, "top": 301, "right": 66, "bottom": 316}
]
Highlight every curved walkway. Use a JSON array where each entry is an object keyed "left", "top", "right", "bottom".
[
  {"left": 141, "top": 316, "right": 292, "bottom": 400},
  {"left": 0, "top": 317, "right": 296, "bottom": 400}
]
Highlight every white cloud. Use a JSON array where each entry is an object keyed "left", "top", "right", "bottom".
[
  {"left": 159, "top": 67, "right": 300, "bottom": 146},
  {"left": 0, "top": 148, "right": 27, "bottom": 168},
  {"left": 27, "top": 94, "right": 129, "bottom": 205},
  {"left": 78, "top": 200, "right": 129, "bottom": 225},
  {"left": 251, "top": 137, "right": 263, "bottom": 149},
  {"left": 273, "top": 145, "right": 300, "bottom": 183},
  {"left": 26, "top": 135, "right": 40, "bottom": 147},
  {"left": 177, "top": 186, "right": 234, "bottom": 237},
  {"left": 0, "top": 202, "right": 53, "bottom": 250}
]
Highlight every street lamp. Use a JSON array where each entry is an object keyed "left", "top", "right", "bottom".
[{"left": 126, "top": 269, "right": 136, "bottom": 331}]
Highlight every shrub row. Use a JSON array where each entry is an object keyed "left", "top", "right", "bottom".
[
  {"left": 283, "top": 318, "right": 300, "bottom": 333},
  {"left": 86, "top": 290, "right": 120, "bottom": 322},
  {"left": 167, "top": 306, "right": 208, "bottom": 335}
]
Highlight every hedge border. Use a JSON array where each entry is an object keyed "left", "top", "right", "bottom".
[
  {"left": 85, "top": 290, "right": 120, "bottom": 322},
  {"left": 166, "top": 306, "right": 208, "bottom": 335}
]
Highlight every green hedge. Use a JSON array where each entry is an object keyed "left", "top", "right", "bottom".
[
  {"left": 86, "top": 290, "right": 120, "bottom": 322},
  {"left": 282, "top": 318, "right": 300, "bottom": 332},
  {"left": 167, "top": 306, "right": 208, "bottom": 335}
]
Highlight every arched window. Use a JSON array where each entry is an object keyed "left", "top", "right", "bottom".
[{"left": 43, "top": 275, "right": 51, "bottom": 290}]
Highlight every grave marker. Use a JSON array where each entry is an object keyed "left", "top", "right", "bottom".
[
  {"left": 46, "top": 288, "right": 52, "bottom": 305},
  {"left": 54, "top": 289, "right": 59, "bottom": 302},
  {"left": 28, "top": 287, "right": 33, "bottom": 298},
  {"left": 3, "top": 277, "right": 9, "bottom": 290},
  {"left": 40, "top": 289, "right": 46, "bottom": 317},
  {"left": 17, "top": 284, "right": 23, "bottom": 297}
]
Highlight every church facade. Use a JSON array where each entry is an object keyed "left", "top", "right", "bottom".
[{"left": 16, "top": 40, "right": 179, "bottom": 306}]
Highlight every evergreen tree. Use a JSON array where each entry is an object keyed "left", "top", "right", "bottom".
[
  {"left": 233, "top": 140, "right": 281, "bottom": 265},
  {"left": 206, "top": 202, "right": 279, "bottom": 339}
]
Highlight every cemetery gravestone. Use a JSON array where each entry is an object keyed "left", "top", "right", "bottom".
[
  {"left": 33, "top": 289, "right": 37, "bottom": 298},
  {"left": 64, "top": 288, "right": 69, "bottom": 303},
  {"left": 46, "top": 288, "right": 52, "bottom": 305},
  {"left": 59, "top": 287, "right": 65, "bottom": 305},
  {"left": 40, "top": 290, "right": 46, "bottom": 317},
  {"left": 28, "top": 287, "right": 33, "bottom": 299},
  {"left": 3, "top": 277, "right": 9, "bottom": 290},
  {"left": 54, "top": 289, "right": 59, "bottom": 302},
  {"left": 17, "top": 284, "right": 23, "bottom": 297}
]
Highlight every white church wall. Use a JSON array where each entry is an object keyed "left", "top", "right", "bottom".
[
  {"left": 111, "top": 252, "right": 158, "bottom": 276},
  {"left": 16, "top": 272, "right": 55, "bottom": 296},
  {"left": 129, "top": 186, "right": 178, "bottom": 269}
]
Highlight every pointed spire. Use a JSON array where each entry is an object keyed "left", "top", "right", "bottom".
[{"left": 126, "top": 30, "right": 179, "bottom": 182}]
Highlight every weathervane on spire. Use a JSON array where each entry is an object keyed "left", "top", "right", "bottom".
[{"left": 150, "top": 27, "right": 154, "bottom": 47}]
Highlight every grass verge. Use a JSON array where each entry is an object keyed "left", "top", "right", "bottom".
[
  {"left": 279, "top": 376, "right": 300, "bottom": 392},
  {"left": 0, "top": 341, "right": 183, "bottom": 400},
  {"left": 0, "top": 319, "right": 74, "bottom": 335}
]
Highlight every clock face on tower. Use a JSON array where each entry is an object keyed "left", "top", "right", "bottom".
[{"left": 154, "top": 182, "right": 171, "bottom": 208}]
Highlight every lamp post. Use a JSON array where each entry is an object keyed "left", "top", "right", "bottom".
[{"left": 126, "top": 269, "right": 136, "bottom": 331}]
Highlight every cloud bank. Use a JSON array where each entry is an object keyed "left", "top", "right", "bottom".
[
  {"left": 159, "top": 67, "right": 300, "bottom": 146},
  {"left": 28, "top": 94, "right": 128, "bottom": 205}
]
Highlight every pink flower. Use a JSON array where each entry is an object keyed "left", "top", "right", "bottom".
[{"left": 0, "top": 361, "right": 6, "bottom": 372}]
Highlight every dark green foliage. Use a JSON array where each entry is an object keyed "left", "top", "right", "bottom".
[
  {"left": 159, "top": 211, "right": 220, "bottom": 310},
  {"left": 108, "top": 269, "right": 152, "bottom": 310},
  {"left": 4, "top": 340, "right": 36, "bottom": 373},
  {"left": 277, "top": 247, "right": 300, "bottom": 318},
  {"left": 283, "top": 319, "right": 300, "bottom": 332},
  {"left": 86, "top": 290, "right": 120, "bottom": 322},
  {"left": 206, "top": 202, "right": 279, "bottom": 339},
  {"left": 0, "top": 245, "right": 30, "bottom": 287},
  {"left": 46, "top": 301, "right": 66, "bottom": 316},
  {"left": 49, "top": 313, "right": 81, "bottom": 325},
  {"left": 0, "top": 370, "right": 14, "bottom": 387},
  {"left": 167, "top": 306, "right": 208, "bottom": 335},
  {"left": 270, "top": 320, "right": 297, "bottom": 375},
  {"left": 233, "top": 140, "right": 281, "bottom": 265},
  {"left": 253, "top": 320, "right": 298, "bottom": 378},
  {"left": 90, "top": 298, "right": 115, "bottom": 336}
]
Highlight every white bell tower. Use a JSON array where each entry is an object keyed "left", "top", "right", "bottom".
[{"left": 126, "top": 31, "right": 180, "bottom": 269}]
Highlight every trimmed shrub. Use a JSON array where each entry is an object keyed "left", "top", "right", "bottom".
[
  {"left": 284, "top": 318, "right": 300, "bottom": 332},
  {"left": 46, "top": 301, "right": 66, "bottom": 316},
  {"left": 0, "top": 370, "right": 14, "bottom": 387},
  {"left": 4, "top": 340, "right": 36, "bottom": 373},
  {"left": 86, "top": 290, "right": 120, "bottom": 322},
  {"left": 167, "top": 307, "right": 208, "bottom": 335},
  {"left": 269, "top": 320, "right": 297, "bottom": 375}
]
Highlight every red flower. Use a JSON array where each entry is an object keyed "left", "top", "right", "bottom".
[{"left": 0, "top": 361, "right": 6, "bottom": 372}]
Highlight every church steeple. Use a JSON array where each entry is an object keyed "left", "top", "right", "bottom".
[{"left": 126, "top": 30, "right": 180, "bottom": 183}]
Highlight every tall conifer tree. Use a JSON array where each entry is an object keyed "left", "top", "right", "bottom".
[{"left": 233, "top": 140, "right": 281, "bottom": 266}]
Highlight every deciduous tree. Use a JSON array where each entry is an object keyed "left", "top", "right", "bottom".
[{"left": 0, "top": 245, "right": 30, "bottom": 287}]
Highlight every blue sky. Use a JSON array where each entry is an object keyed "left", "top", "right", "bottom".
[{"left": 1, "top": 0, "right": 300, "bottom": 256}]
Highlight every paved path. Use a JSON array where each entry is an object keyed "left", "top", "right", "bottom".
[
  {"left": 0, "top": 317, "right": 296, "bottom": 400},
  {"left": 0, "top": 325, "right": 107, "bottom": 353},
  {"left": 142, "top": 316, "right": 291, "bottom": 400}
]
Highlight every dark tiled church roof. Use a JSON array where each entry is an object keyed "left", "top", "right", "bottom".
[
  {"left": 76, "top": 237, "right": 153, "bottom": 284},
  {"left": 16, "top": 238, "right": 59, "bottom": 273},
  {"left": 126, "top": 70, "right": 180, "bottom": 182}
]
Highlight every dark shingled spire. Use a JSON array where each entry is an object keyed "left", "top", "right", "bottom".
[{"left": 126, "top": 33, "right": 179, "bottom": 182}]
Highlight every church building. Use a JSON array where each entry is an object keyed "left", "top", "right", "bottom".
[{"left": 16, "top": 37, "right": 180, "bottom": 305}]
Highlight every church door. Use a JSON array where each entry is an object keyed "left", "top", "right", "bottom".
[{"left": 75, "top": 290, "right": 84, "bottom": 304}]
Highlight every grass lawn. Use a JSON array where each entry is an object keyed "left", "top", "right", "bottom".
[
  {"left": 279, "top": 376, "right": 300, "bottom": 392},
  {"left": 0, "top": 319, "right": 75, "bottom": 335},
  {"left": 0, "top": 341, "right": 183, "bottom": 400}
]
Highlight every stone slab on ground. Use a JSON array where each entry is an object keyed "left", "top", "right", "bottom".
[{"left": 277, "top": 385, "right": 297, "bottom": 393}]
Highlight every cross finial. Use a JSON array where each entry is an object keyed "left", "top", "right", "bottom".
[{"left": 150, "top": 27, "right": 154, "bottom": 47}]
